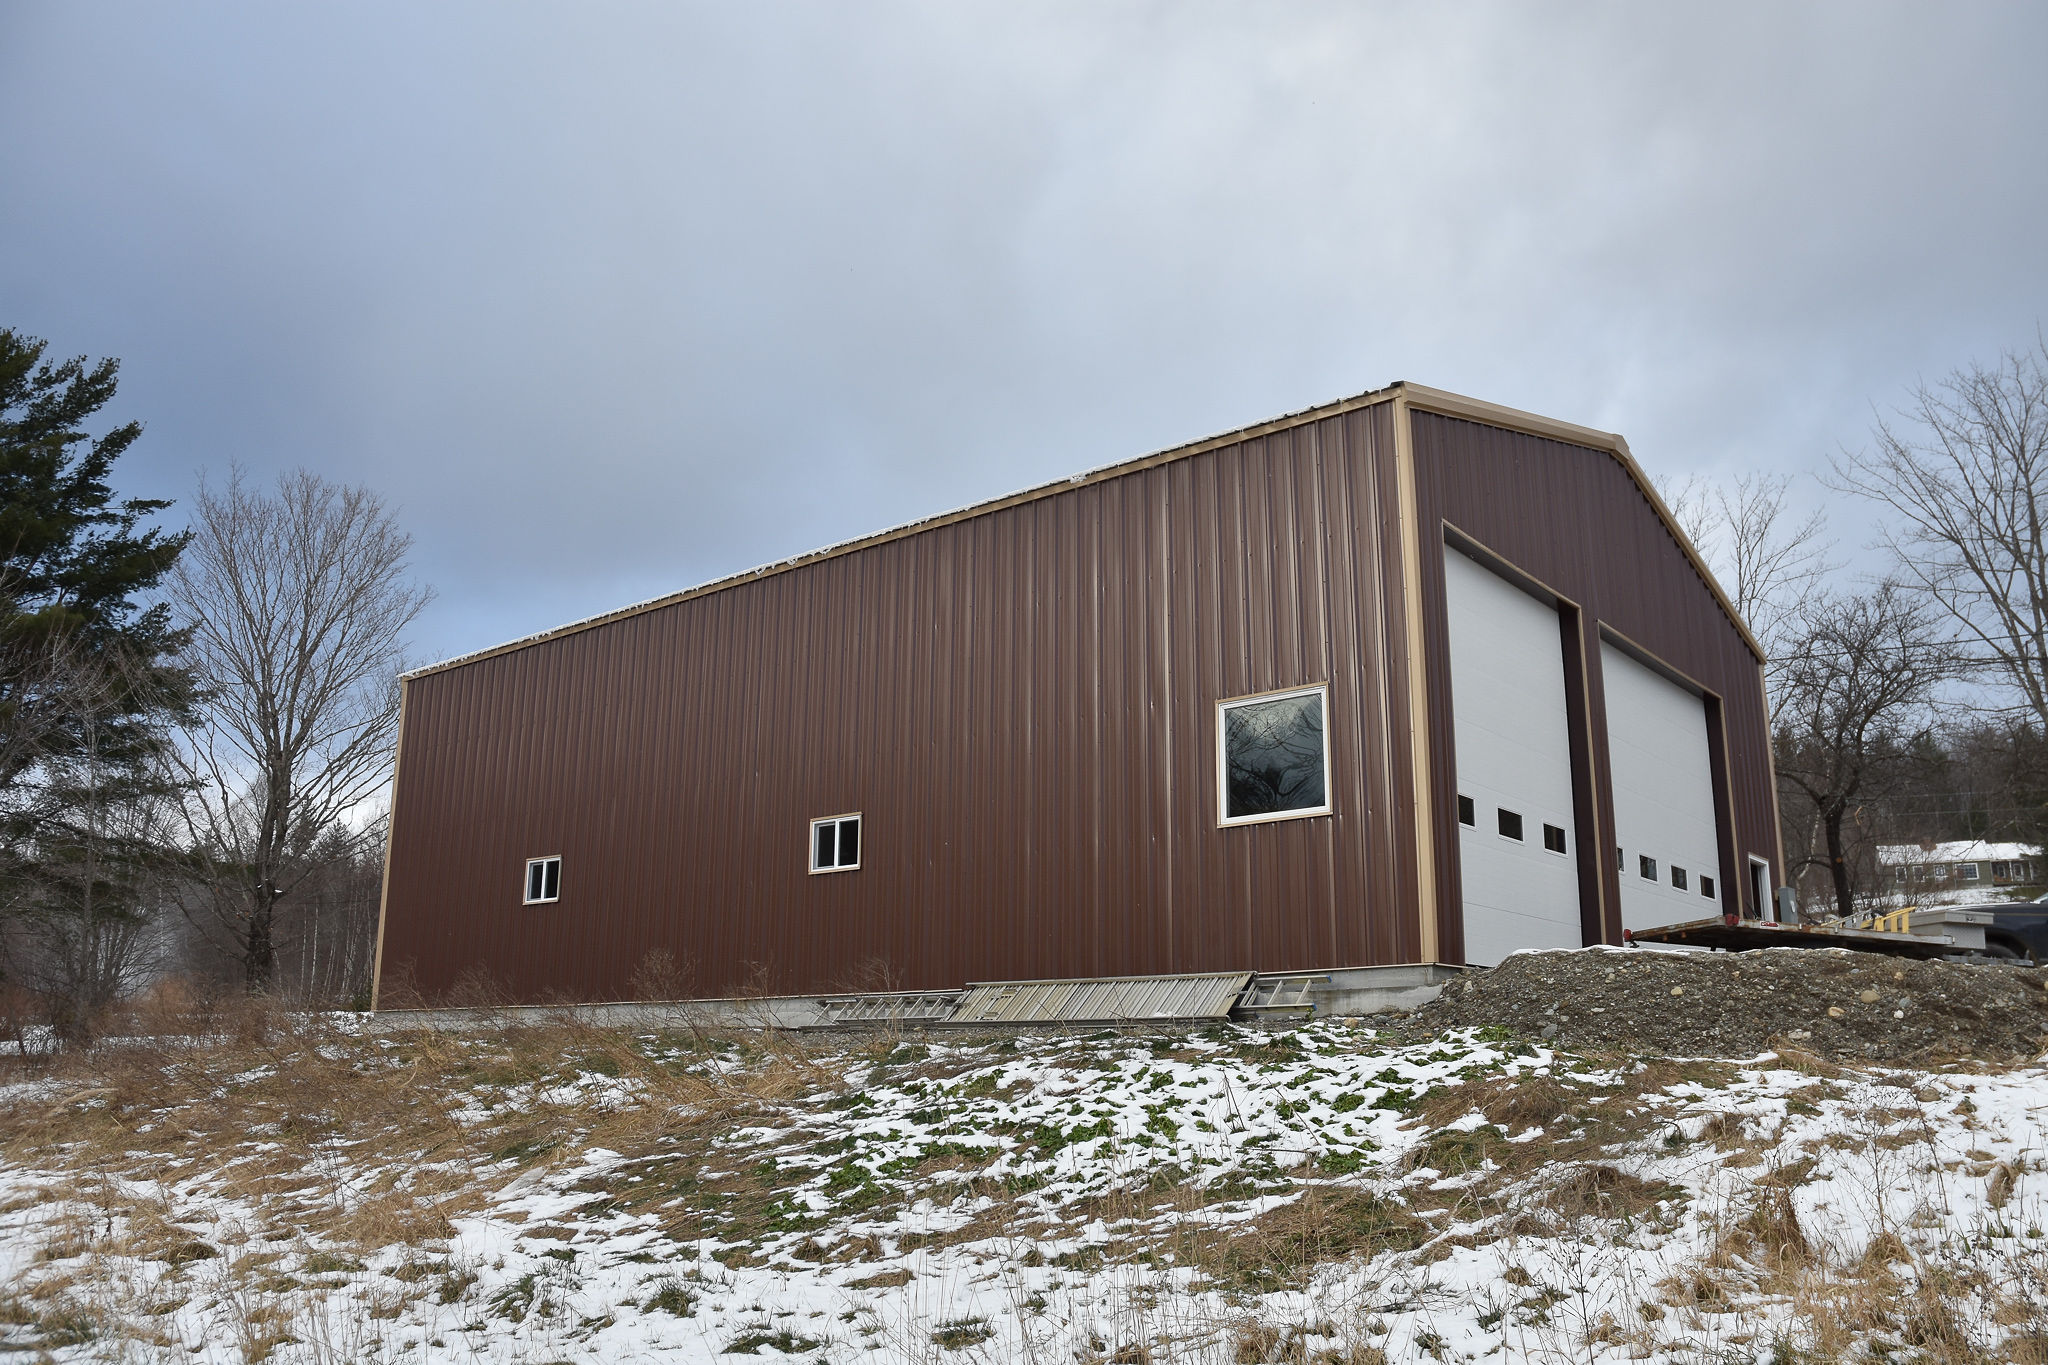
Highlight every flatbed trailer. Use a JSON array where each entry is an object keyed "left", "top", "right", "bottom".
[{"left": 1625, "top": 910, "right": 1990, "bottom": 959}]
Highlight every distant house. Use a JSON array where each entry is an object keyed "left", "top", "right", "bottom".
[{"left": 1878, "top": 840, "right": 2040, "bottom": 890}]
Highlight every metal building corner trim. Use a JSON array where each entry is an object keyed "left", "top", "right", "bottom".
[
  {"left": 368, "top": 676, "right": 408, "bottom": 1012},
  {"left": 1391, "top": 394, "right": 1441, "bottom": 964}
]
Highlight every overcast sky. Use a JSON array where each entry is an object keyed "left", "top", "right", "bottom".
[{"left": 3, "top": 3, "right": 2044, "bottom": 665}]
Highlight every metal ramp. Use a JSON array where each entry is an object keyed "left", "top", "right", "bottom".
[
  {"left": 820, "top": 990, "right": 963, "bottom": 1025},
  {"left": 1234, "top": 973, "right": 1327, "bottom": 1016},
  {"left": 947, "top": 972, "right": 1254, "bottom": 1025}
]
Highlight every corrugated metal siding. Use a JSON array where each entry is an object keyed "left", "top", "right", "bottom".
[
  {"left": 1409, "top": 412, "right": 1779, "bottom": 946},
  {"left": 380, "top": 404, "right": 1417, "bottom": 1004}
]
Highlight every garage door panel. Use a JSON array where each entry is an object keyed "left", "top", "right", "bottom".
[
  {"left": 1601, "top": 642, "right": 1722, "bottom": 933},
  {"left": 1444, "top": 550, "right": 1583, "bottom": 966}
]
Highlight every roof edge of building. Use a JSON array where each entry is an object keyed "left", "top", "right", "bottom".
[
  {"left": 405, "top": 380, "right": 1758, "bottom": 680},
  {"left": 1396, "top": 385, "right": 1764, "bottom": 664}
]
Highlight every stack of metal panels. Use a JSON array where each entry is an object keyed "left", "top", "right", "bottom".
[
  {"left": 1235, "top": 974, "right": 1327, "bottom": 1015},
  {"left": 820, "top": 990, "right": 963, "bottom": 1025},
  {"left": 947, "top": 972, "right": 1254, "bottom": 1024}
]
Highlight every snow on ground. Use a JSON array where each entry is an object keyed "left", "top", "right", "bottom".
[{"left": 3, "top": 1018, "right": 2047, "bottom": 1362}]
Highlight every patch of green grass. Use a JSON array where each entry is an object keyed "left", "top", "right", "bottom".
[
  {"left": 436, "top": 1269, "right": 478, "bottom": 1304},
  {"left": 489, "top": 1273, "right": 538, "bottom": 1323},
  {"left": 301, "top": 1251, "right": 365, "bottom": 1274},
  {"left": 493, "top": 1135, "right": 560, "bottom": 1164},
  {"left": 1032, "top": 1118, "right": 1113, "bottom": 1156},
  {"left": 643, "top": 1278, "right": 696, "bottom": 1316},
  {"left": 724, "top": 1327, "right": 823, "bottom": 1354},
  {"left": 931, "top": 1316, "right": 994, "bottom": 1349},
  {"left": 1415, "top": 1125, "right": 1506, "bottom": 1176}
]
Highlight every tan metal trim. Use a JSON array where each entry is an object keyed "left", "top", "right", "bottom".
[
  {"left": 1392, "top": 396, "right": 1440, "bottom": 963},
  {"left": 1596, "top": 620, "right": 1719, "bottom": 701},
  {"left": 1398, "top": 384, "right": 1765, "bottom": 664},
  {"left": 409, "top": 385, "right": 1405, "bottom": 679},
  {"left": 1441, "top": 522, "right": 1584, "bottom": 613},
  {"left": 368, "top": 676, "right": 408, "bottom": 1012},
  {"left": 1762, "top": 659, "right": 1788, "bottom": 882}
]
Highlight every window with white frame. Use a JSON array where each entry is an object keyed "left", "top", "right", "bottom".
[
  {"left": 1958, "top": 862, "right": 1981, "bottom": 881},
  {"left": 523, "top": 856, "right": 561, "bottom": 904},
  {"left": 1218, "top": 684, "right": 1330, "bottom": 826},
  {"left": 811, "top": 813, "right": 861, "bottom": 873}
]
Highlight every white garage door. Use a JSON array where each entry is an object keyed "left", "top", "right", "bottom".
[
  {"left": 1601, "top": 642, "right": 1723, "bottom": 933},
  {"left": 1443, "top": 550, "right": 1584, "bottom": 966}
]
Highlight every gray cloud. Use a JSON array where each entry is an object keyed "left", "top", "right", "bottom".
[{"left": 2, "top": 1, "right": 2043, "bottom": 661}]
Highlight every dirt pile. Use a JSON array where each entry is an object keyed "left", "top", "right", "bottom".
[{"left": 1408, "top": 946, "right": 2048, "bottom": 1062}]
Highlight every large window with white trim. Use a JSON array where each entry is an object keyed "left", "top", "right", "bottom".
[{"left": 1218, "top": 684, "right": 1331, "bottom": 826}]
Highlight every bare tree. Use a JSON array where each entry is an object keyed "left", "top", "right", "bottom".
[
  {"left": 1658, "top": 471, "right": 1831, "bottom": 695},
  {"left": 1832, "top": 338, "right": 2048, "bottom": 723},
  {"left": 168, "top": 470, "right": 430, "bottom": 992},
  {"left": 1773, "top": 582, "right": 1954, "bottom": 919}
]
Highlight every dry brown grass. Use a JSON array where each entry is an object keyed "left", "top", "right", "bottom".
[
  {"left": 0, "top": 995, "right": 835, "bottom": 1264},
  {"left": 7, "top": 1011, "right": 2047, "bottom": 1362}
]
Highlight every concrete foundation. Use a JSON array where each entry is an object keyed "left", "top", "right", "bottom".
[{"left": 1309, "top": 963, "right": 1465, "bottom": 1016}]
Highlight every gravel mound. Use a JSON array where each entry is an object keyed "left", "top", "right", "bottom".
[{"left": 1409, "top": 946, "right": 2048, "bottom": 1063}]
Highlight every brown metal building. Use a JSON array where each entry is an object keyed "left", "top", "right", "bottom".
[{"left": 371, "top": 383, "right": 1781, "bottom": 1007}]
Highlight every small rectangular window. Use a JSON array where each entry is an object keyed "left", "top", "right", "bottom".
[
  {"left": 1219, "top": 685, "right": 1331, "bottom": 825},
  {"left": 1639, "top": 855, "right": 1657, "bottom": 881},
  {"left": 1671, "top": 865, "right": 1688, "bottom": 891},
  {"left": 1497, "top": 809, "right": 1523, "bottom": 841},
  {"left": 1458, "top": 795, "right": 1475, "bottom": 827},
  {"left": 523, "top": 855, "right": 561, "bottom": 905},
  {"left": 810, "top": 813, "right": 862, "bottom": 873},
  {"left": 1616, "top": 847, "right": 1624, "bottom": 872},
  {"left": 1958, "top": 863, "right": 1980, "bottom": 882},
  {"left": 1700, "top": 874, "right": 1716, "bottom": 899},
  {"left": 1542, "top": 823, "right": 1566, "bottom": 855}
]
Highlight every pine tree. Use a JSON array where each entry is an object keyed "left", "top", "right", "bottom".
[{"left": 0, "top": 327, "right": 191, "bottom": 824}]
